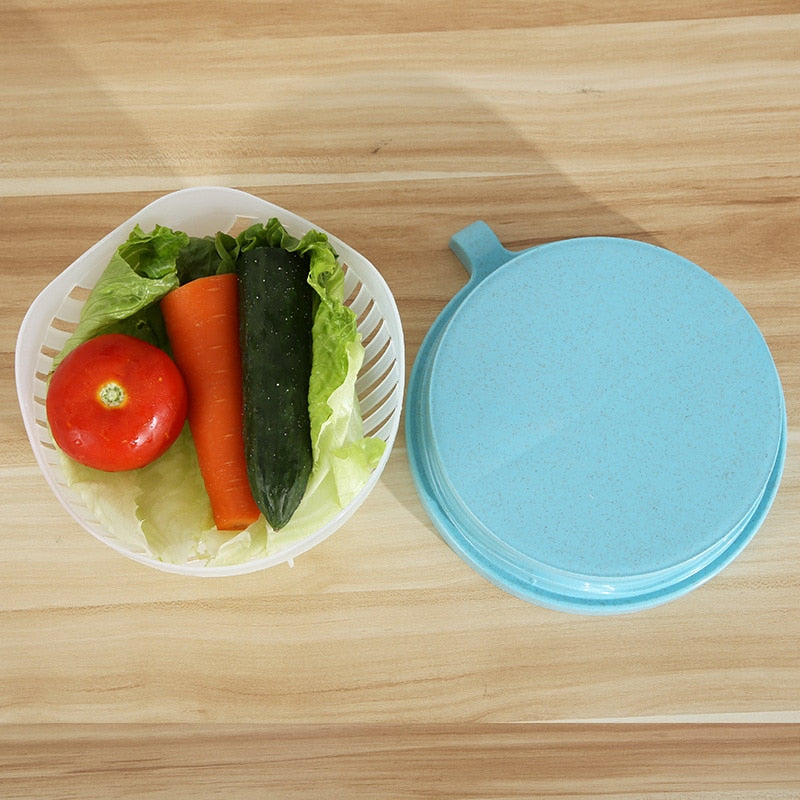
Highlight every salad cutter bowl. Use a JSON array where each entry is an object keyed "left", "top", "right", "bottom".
[
  {"left": 407, "top": 221, "right": 786, "bottom": 614},
  {"left": 16, "top": 187, "right": 405, "bottom": 575}
]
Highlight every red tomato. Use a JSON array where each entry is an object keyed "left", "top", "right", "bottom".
[{"left": 46, "top": 333, "right": 188, "bottom": 472}]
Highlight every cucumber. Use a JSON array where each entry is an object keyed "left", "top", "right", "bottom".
[{"left": 237, "top": 246, "right": 314, "bottom": 530}]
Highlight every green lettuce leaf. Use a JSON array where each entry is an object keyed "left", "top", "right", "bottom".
[
  {"left": 175, "top": 231, "right": 239, "bottom": 284},
  {"left": 53, "top": 224, "right": 187, "bottom": 367}
]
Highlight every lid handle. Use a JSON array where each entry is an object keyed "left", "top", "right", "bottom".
[{"left": 449, "top": 221, "right": 514, "bottom": 283}]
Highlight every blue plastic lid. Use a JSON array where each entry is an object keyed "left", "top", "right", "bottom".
[{"left": 406, "top": 222, "right": 786, "bottom": 614}]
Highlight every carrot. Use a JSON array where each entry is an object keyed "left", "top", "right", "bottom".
[{"left": 160, "top": 273, "right": 260, "bottom": 531}]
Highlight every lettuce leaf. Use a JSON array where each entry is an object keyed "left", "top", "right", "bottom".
[{"left": 54, "top": 224, "right": 187, "bottom": 367}]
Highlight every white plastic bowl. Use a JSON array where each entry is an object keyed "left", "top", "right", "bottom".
[{"left": 16, "top": 187, "right": 405, "bottom": 575}]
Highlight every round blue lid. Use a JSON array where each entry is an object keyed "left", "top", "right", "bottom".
[{"left": 406, "top": 222, "right": 786, "bottom": 614}]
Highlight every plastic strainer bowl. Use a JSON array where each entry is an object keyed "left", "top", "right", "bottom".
[{"left": 15, "top": 187, "right": 404, "bottom": 575}]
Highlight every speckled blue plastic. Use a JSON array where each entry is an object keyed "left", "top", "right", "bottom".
[{"left": 406, "top": 221, "right": 786, "bottom": 614}]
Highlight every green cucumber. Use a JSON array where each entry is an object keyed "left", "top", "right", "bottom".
[{"left": 237, "top": 246, "right": 314, "bottom": 530}]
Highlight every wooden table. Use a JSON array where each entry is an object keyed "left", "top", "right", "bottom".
[{"left": 2, "top": 1, "right": 799, "bottom": 796}]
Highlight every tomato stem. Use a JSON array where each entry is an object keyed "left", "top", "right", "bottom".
[{"left": 98, "top": 381, "right": 127, "bottom": 408}]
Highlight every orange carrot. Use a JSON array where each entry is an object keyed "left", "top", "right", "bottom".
[{"left": 160, "top": 273, "right": 260, "bottom": 531}]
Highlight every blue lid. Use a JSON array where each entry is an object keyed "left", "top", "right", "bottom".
[{"left": 406, "top": 222, "right": 786, "bottom": 614}]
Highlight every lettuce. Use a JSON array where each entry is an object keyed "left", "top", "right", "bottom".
[
  {"left": 53, "top": 225, "right": 187, "bottom": 367},
  {"left": 54, "top": 219, "right": 384, "bottom": 567}
]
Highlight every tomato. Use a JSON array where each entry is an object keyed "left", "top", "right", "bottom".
[{"left": 46, "top": 333, "right": 188, "bottom": 472}]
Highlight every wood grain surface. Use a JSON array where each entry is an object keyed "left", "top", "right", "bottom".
[
  {"left": 2, "top": 0, "right": 799, "bottom": 795},
  {"left": 1, "top": 724, "right": 798, "bottom": 799}
]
